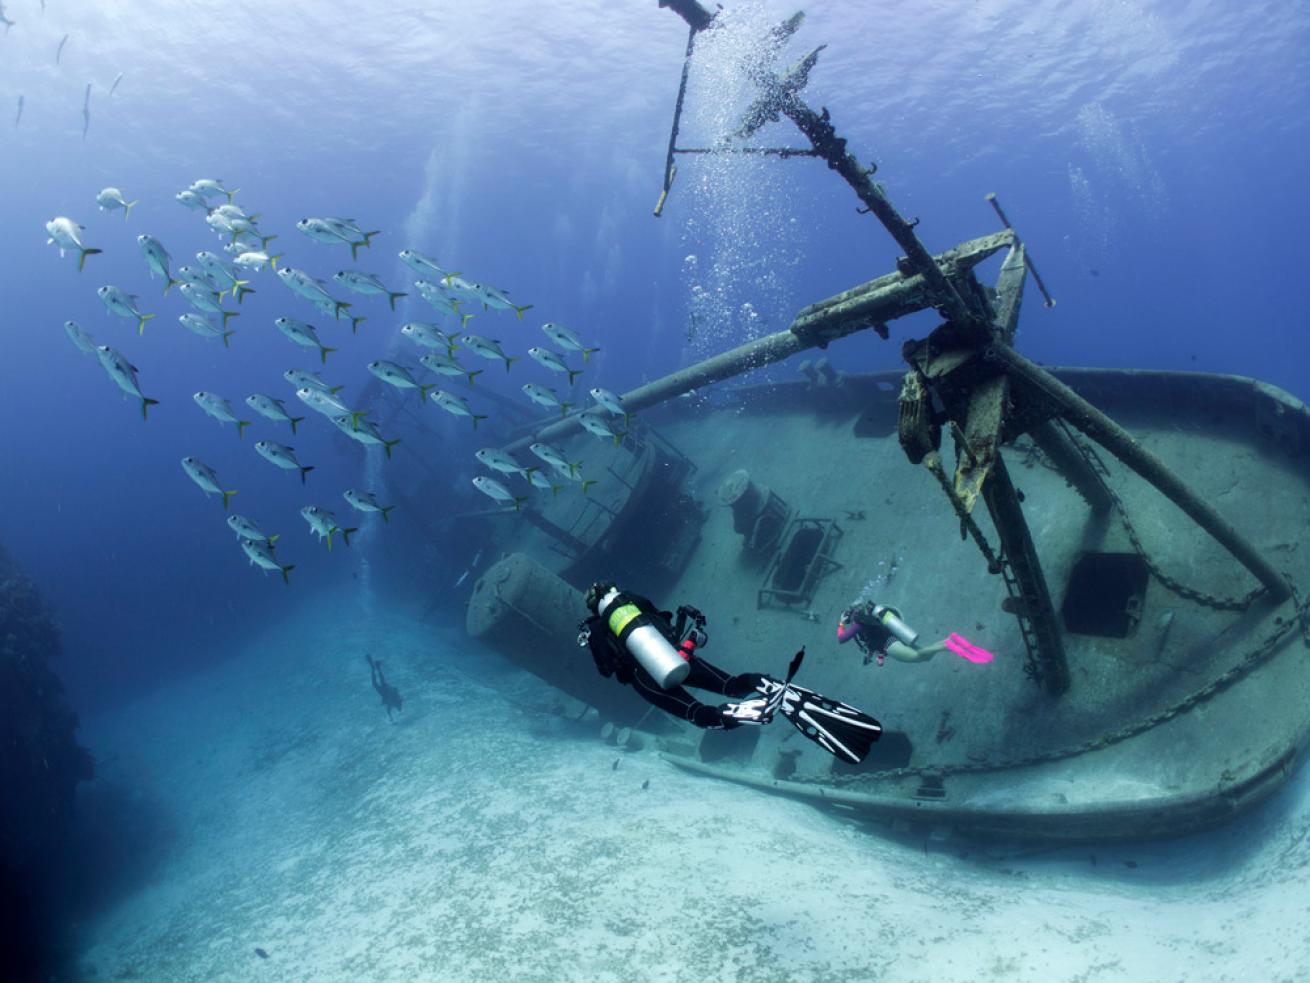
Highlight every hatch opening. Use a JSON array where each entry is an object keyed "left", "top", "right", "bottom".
[
  {"left": 1061, "top": 552, "right": 1149, "bottom": 638},
  {"left": 775, "top": 526, "right": 823, "bottom": 592},
  {"left": 759, "top": 517, "right": 844, "bottom": 610}
]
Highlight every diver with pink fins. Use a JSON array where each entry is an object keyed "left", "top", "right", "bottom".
[{"left": 836, "top": 601, "right": 994, "bottom": 667}]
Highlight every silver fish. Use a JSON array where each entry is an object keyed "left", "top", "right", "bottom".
[
  {"left": 398, "top": 249, "right": 456, "bottom": 280},
  {"left": 296, "top": 386, "right": 352, "bottom": 419},
  {"left": 300, "top": 505, "right": 356, "bottom": 550},
  {"left": 589, "top": 387, "right": 631, "bottom": 425},
  {"left": 178, "top": 284, "right": 238, "bottom": 330},
  {"left": 333, "top": 270, "right": 406, "bottom": 311},
  {"left": 368, "top": 360, "right": 431, "bottom": 402},
  {"left": 472, "top": 475, "right": 526, "bottom": 511},
  {"left": 319, "top": 216, "right": 377, "bottom": 243},
  {"left": 429, "top": 390, "right": 487, "bottom": 430},
  {"left": 188, "top": 178, "right": 237, "bottom": 201},
  {"left": 96, "top": 187, "right": 137, "bottom": 221},
  {"left": 309, "top": 296, "right": 367, "bottom": 334},
  {"left": 475, "top": 447, "right": 533, "bottom": 478},
  {"left": 414, "top": 280, "right": 465, "bottom": 318},
  {"left": 176, "top": 265, "right": 223, "bottom": 292},
  {"left": 400, "top": 321, "right": 457, "bottom": 352},
  {"left": 97, "top": 285, "right": 155, "bottom": 334},
  {"left": 239, "top": 537, "right": 294, "bottom": 585},
  {"left": 521, "top": 383, "right": 571, "bottom": 416},
  {"left": 297, "top": 217, "right": 378, "bottom": 260},
  {"left": 63, "top": 320, "right": 97, "bottom": 355},
  {"left": 296, "top": 217, "right": 352, "bottom": 245},
  {"left": 529, "top": 442, "right": 579, "bottom": 478},
  {"left": 277, "top": 267, "right": 351, "bottom": 319},
  {"left": 474, "top": 283, "right": 532, "bottom": 320},
  {"left": 138, "top": 235, "right": 181, "bottom": 294},
  {"left": 274, "top": 316, "right": 335, "bottom": 364},
  {"left": 579, "top": 410, "right": 623, "bottom": 446},
  {"left": 178, "top": 313, "right": 235, "bottom": 347},
  {"left": 542, "top": 322, "right": 600, "bottom": 362},
  {"left": 46, "top": 217, "right": 102, "bottom": 271},
  {"left": 233, "top": 250, "right": 281, "bottom": 273},
  {"left": 196, "top": 250, "right": 253, "bottom": 302},
  {"left": 246, "top": 394, "right": 304, "bottom": 435},
  {"left": 442, "top": 275, "right": 483, "bottom": 301},
  {"left": 527, "top": 443, "right": 595, "bottom": 492},
  {"left": 527, "top": 346, "right": 582, "bottom": 386},
  {"left": 181, "top": 456, "right": 237, "bottom": 510},
  {"left": 343, "top": 489, "right": 394, "bottom": 523},
  {"left": 419, "top": 351, "right": 481, "bottom": 385},
  {"left": 210, "top": 202, "right": 252, "bottom": 221},
  {"left": 330, "top": 414, "right": 400, "bottom": 458},
  {"left": 176, "top": 190, "right": 210, "bottom": 212},
  {"left": 193, "top": 391, "right": 251, "bottom": 438},
  {"left": 95, "top": 345, "right": 158, "bottom": 419},
  {"left": 227, "top": 514, "right": 275, "bottom": 543},
  {"left": 461, "top": 334, "right": 517, "bottom": 372},
  {"left": 254, "top": 440, "right": 315, "bottom": 483},
  {"left": 284, "top": 368, "right": 339, "bottom": 394}
]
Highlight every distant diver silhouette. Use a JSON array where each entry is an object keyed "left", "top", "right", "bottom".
[{"left": 366, "top": 654, "right": 403, "bottom": 720}]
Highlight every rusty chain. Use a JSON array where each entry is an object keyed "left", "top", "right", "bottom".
[{"left": 1055, "top": 419, "right": 1266, "bottom": 612}]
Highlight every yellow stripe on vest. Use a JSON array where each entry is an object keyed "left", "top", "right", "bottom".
[{"left": 607, "top": 603, "right": 642, "bottom": 638}]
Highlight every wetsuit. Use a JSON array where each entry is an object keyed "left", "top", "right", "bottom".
[{"left": 585, "top": 593, "right": 765, "bottom": 729}]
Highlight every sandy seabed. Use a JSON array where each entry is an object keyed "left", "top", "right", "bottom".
[{"left": 73, "top": 592, "right": 1310, "bottom": 983}]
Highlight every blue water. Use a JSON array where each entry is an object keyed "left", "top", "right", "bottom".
[{"left": 2, "top": 0, "right": 1309, "bottom": 977}]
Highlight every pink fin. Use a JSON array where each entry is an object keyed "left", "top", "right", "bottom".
[{"left": 944, "top": 633, "right": 994, "bottom": 664}]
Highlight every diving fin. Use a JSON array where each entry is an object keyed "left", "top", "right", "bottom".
[
  {"left": 754, "top": 648, "right": 881, "bottom": 764},
  {"left": 775, "top": 683, "right": 882, "bottom": 765}
]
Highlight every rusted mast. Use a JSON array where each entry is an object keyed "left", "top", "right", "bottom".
[{"left": 695, "top": 8, "right": 1291, "bottom": 609}]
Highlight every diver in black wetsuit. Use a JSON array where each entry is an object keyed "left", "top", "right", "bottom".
[
  {"left": 579, "top": 581, "right": 883, "bottom": 763},
  {"left": 580, "top": 588, "right": 764, "bottom": 728},
  {"left": 366, "top": 654, "right": 403, "bottom": 721}
]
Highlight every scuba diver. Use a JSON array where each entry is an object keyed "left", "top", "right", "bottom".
[
  {"left": 837, "top": 601, "right": 993, "bottom": 667},
  {"left": 579, "top": 581, "right": 882, "bottom": 765},
  {"left": 365, "top": 654, "right": 404, "bottom": 721}
]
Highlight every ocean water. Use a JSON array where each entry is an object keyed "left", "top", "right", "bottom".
[{"left": 2, "top": 0, "right": 1309, "bottom": 979}]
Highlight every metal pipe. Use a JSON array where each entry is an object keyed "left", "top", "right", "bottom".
[
  {"left": 986, "top": 193, "right": 1056, "bottom": 308},
  {"left": 654, "top": 25, "right": 698, "bottom": 218},
  {"left": 505, "top": 322, "right": 847, "bottom": 454}
]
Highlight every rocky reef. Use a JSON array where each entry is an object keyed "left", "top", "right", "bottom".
[{"left": 0, "top": 544, "right": 93, "bottom": 980}]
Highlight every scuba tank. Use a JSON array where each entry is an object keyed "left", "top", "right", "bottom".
[
  {"left": 595, "top": 587, "right": 691, "bottom": 689},
  {"left": 871, "top": 603, "right": 919, "bottom": 648}
]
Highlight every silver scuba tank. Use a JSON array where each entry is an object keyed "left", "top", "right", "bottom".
[
  {"left": 597, "top": 588, "right": 691, "bottom": 689},
  {"left": 872, "top": 604, "right": 919, "bottom": 647}
]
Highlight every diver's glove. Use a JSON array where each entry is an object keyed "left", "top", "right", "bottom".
[
  {"left": 719, "top": 696, "right": 774, "bottom": 726},
  {"left": 720, "top": 675, "right": 789, "bottom": 726}
]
